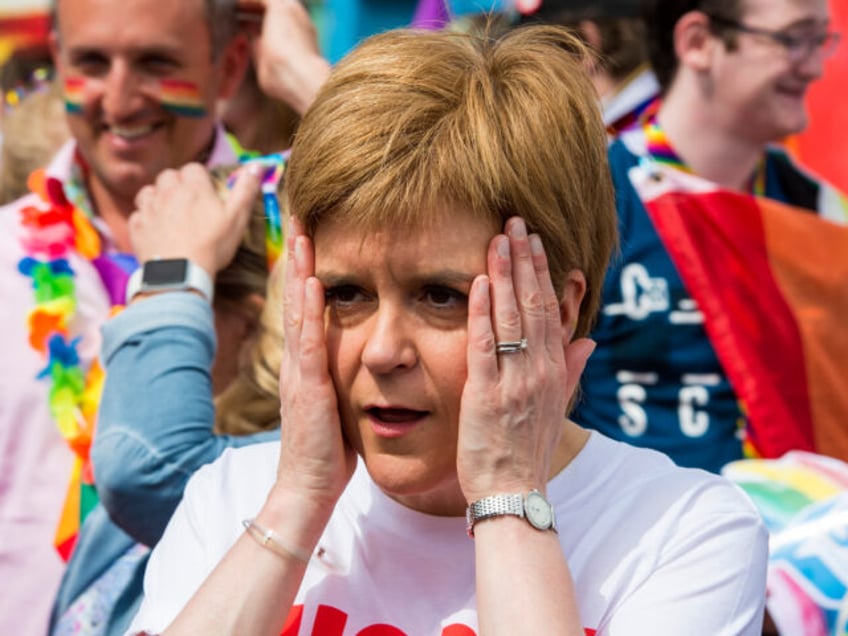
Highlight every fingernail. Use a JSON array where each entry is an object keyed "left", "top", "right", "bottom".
[
  {"left": 508, "top": 218, "right": 527, "bottom": 239},
  {"left": 496, "top": 236, "right": 510, "bottom": 258},
  {"left": 247, "top": 162, "right": 265, "bottom": 178},
  {"left": 529, "top": 234, "right": 543, "bottom": 255}
]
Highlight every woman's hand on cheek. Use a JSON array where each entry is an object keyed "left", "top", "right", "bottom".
[
  {"left": 457, "top": 217, "right": 576, "bottom": 503},
  {"left": 275, "top": 217, "right": 356, "bottom": 518}
]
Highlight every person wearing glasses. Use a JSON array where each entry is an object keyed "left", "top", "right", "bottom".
[
  {"left": 570, "top": 0, "right": 848, "bottom": 632},
  {"left": 573, "top": 0, "right": 847, "bottom": 472}
]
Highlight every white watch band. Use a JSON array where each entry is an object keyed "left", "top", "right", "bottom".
[{"left": 125, "top": 258, "right": 214, "bottom": 305}]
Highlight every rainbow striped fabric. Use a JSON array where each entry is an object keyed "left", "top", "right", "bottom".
[
  {"left": 724, "top": 453, "right": 848, "bottom": 635},
  {"left": 226, "top": 152, "right": 288, "bottom": 272},
  {"left": 628, "top": 157, "right": 848, "bottom": 461}
]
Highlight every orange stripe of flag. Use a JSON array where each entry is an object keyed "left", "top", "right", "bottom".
[
  {"left": 644, "top": 189, "right": 815, "bottom": 458},
  {"left": 759, "top": 197, "right": 848, "bottom": 460}
]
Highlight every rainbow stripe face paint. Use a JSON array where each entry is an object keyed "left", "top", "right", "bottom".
[
  {"left": 157, "top": 79, "right": 207, "bottom": 118},
  {"left": 62, "top": 77, "right": 207, "bottom": 118},
  {"left": 64, "top": 77, "right": 86, "bottom": 114}
]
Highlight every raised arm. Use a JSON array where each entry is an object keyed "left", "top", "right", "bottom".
[
  {"left": 145, "top": 218, "right": 356, "bottom": 635},
  {"left": 91, "top": 164, "right": 275, "bottom": 545},
  {"left": 458, "top": 217, "right": 593, "bottom": 636},
  {"left": 251, "top": 0, "right": 331, "bottom": 116}
]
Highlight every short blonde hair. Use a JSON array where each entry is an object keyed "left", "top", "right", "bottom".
[
  {"left": 286, "top": 25, "right": 617, "bottom": 337},
  {"left": 209, "top": 165, "right": 281, "bottom": 435},
  {"left": 213, "top": 257, "right": 284, "bottom": 436}
]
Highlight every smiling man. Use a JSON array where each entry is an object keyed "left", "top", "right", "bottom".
[
  {"left": 0, "top": 0, "right": 249, "bottom": 632},
  {"left": 575, "top": 0, "right": 848, "bottom": 472}
]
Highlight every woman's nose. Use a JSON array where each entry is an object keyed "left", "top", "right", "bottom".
[{"left": 360, "top": 307, "right": 418, "bottom": 375}]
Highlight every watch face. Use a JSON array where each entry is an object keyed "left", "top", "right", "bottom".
[
  {"left": 524, "top": 491, "right": 553, "bottom": 530},
  {"left": 143, "top": 259, "right": 189, "bottom": 285}
]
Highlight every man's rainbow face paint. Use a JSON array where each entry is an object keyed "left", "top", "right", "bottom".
[
  {"left": 64, "top": 77, "right": 86, "bottom": 113},
  {"left": 62, "top": 77, "right": 207, "bottom": 118},
  {"left": 157, "top": 79, "right": 207, "bottom": 118}
]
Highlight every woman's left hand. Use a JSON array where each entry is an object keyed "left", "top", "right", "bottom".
[{"left": 457, "top": 216, "right": 594, "bottom": 503}]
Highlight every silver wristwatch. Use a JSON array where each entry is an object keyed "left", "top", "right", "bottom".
[{"left": 466, "top": 490, "right": 557, "bottom": 537}]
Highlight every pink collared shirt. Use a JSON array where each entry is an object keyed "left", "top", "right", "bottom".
[{"left": 0, "top": 130, "right": 236, "bottom": 635}]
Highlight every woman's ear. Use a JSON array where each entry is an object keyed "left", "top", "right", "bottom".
[{"left": 559, "top": 269, "right": 586, "bottom": 346}]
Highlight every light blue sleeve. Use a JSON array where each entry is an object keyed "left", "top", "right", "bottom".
[{"left": 91, "top": 292, "right": 278, "bottom": 547}]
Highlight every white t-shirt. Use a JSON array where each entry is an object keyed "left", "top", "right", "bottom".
[{"left": 130, "top": 431, "right": 767, "bottom": 635}]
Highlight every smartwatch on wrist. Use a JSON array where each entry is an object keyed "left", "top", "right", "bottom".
[
  {"left": 125, "top": 258, "right": 214, "bottom": 305},
  {"left": 466, "top": 489, "right": 557, "bottom": 537}
]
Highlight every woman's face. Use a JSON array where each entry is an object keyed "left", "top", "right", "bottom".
[{"left": 313, "top": 206, "right": 499, "bottom": 516}]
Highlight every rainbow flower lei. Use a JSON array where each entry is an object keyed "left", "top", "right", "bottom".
[
  {"left": 19, "top": 144, "right": 282, "bottom": 560},
  {"left": 17, "top": 166, "right": 135, "bottom": 560}
]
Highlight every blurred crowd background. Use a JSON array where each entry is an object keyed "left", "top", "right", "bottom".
[{"left": 2, "top": 0, "right": 847, "bottom": 192}]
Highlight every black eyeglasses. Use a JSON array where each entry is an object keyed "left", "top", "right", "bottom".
[{"left": 707, "top": 14, "right": 842, "bottom": 63}]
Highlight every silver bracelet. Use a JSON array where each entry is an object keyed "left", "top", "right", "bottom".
[{"left": 242, "top": 518, "right": 312, "bottom": 564}]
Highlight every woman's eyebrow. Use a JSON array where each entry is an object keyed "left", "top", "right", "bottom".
[
  {"left": 407, "top": 271, "right": 477, "bottom": 286},
  {"left": 315, "top": 272, "right": 357, "bottom": 287},
  {"left": 316, "top": 270, "right": 477, "bottom": 286}
]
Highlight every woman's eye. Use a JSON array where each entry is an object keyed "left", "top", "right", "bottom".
[
  {"left": 423, "top": 286, "right": 466, "bottom": 309},
  {"left": 325, "top": 285, "right": 365, "bottom": 306}
]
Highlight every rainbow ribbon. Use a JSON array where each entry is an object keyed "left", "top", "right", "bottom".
[
  {"left": 644, "top": 113, "right": 766, "bottom": 196},
  {"left": 229, "top": 153, "right": 287, "bottom": 271},
  {"left": 724, "top": 453, "right": 848, "bottom": 635}
]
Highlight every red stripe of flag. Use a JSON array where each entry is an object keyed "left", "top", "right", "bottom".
[{"left": 644, "top": 189, "right": 814, "bottom": 458}]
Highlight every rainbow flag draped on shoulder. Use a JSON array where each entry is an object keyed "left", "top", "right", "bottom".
[{"left": 626, "top": 153, "right": 848, "bottom": 461}]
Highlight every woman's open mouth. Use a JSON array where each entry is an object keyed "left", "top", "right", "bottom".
[{"left": 366, "top": 406, "right": 429, "bottom": 437}]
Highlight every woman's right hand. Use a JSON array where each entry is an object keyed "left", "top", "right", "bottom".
[{"left": 271, "top": 217, "right": 356, "bottom": 524}]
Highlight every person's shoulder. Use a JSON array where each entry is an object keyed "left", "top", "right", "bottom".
[
  {"left": 576, "top": 432, "right": 762, "bottom": 520},
  {"left": 609, "top": 128, "right": 645, "bottom": 165},
  {"left": 765, "top": 146, "right": 848, "bottom": 223},
  {"left": 194, "top": 441, "right": 281, "bottom": 485},
  {"left": 183, "top": 441, "right": 281, "bottom": 514}
]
